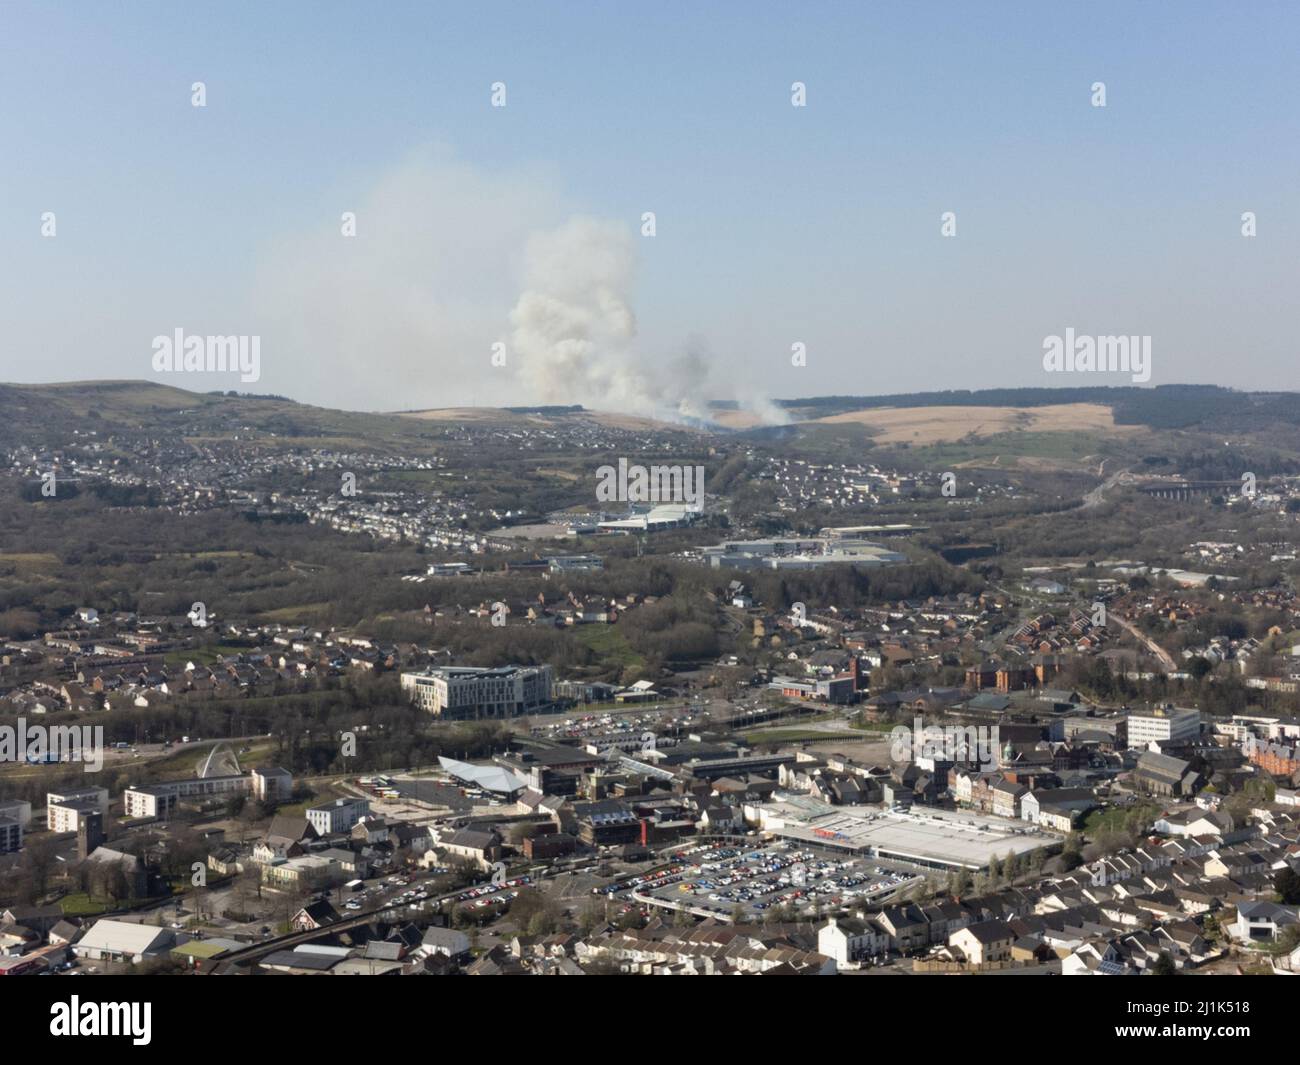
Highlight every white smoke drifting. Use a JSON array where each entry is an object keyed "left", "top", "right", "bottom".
[
  {"left": 510, "top": 217, "right": 713, "bottom": 422},
  {"left": 254, "top": 151, "right": 785, "bottom": 423}
]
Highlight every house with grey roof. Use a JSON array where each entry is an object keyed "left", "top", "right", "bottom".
[
  {"left": 418, "top": 925, "right": 471, "bottom": 960},
  {"left": 1230, "top": 900, "right": 1299, "bottom": 943}
]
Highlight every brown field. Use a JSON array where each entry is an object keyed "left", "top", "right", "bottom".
[
  {"left": 397, "top": 407, "right": 542, "bottom": 424},
  {"left": 397, "top": 406, "right": 708, "bottom": 433},
  {"left": 710, "top": 409, "right": 770, "bottom": 430},
  {"left": 810, "top": 402, "right": 1134, "bottom": 444},
  {"left": 392, "top": 401, "right": 1132, "bottom": 443},
  {"left": 585, "top": 410, "right": 705, "bottom": 431},
  {"left": 0, "top": 552, "right": 60, "bottom": 567}
]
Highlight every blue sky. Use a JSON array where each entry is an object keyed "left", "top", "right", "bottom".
[{"left": 1, "top": 1, "right": 1296, "bottom": 412}]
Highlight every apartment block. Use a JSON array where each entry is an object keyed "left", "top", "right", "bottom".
[
  {"left": 400, "top": 665, "right": 553, "bottom": 719},
  {"left": 123, "top": 774, "right": 251, "bottom": 819},
  {"left": 306, "top": 797, "right": 370, "bottom": 837},
  {"left": 47, "top": 787, "right": 109, "bottom": 832},
  {"left": 1126, "top": 705, "right": 1201, "bottom": 750}
]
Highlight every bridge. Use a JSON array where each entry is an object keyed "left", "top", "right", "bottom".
[
  {"left": 1133, "top": 480, "right": 1242, "bottom": 500},
  {"left": 197, "top": 742, "right": 242, "bottom": 778}
]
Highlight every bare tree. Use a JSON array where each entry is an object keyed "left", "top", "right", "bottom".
[{"left": 23, "top": 837, "right": 59, "bottom": 898}]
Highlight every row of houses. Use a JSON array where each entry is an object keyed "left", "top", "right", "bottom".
[{"left": 818, "top": 800, "right": 1300, "bottom": 972}]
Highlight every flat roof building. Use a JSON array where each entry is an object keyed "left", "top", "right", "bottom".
[
  {"left": 749, "top": 797, "right": 1055, "bottom": 871},
  {"left": 700, "top": 537, "right": 906, "bottom": 571},
  {"left": 306, "top": 797, "right": 370, "bottom": 837},
  {"left": 251, "top": 766, "right": 294, "bottom": 802},
  {"left": 1127, "top": 705, "right": 1201, "bottom": 750},
  {"left": 401, "top": 665, "right": 552, "bottom": 719},
  {"left": 47, "top": 787, "right": 108, "bottom": 831},
  {"left": 123, "top": 774, "right": 250, "bottom": 819}
]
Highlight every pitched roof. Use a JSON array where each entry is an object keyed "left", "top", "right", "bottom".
[
  {"left": 76, "top": 919, "right": 172, "bottom": 955},
  {"left": 957, "top": 919, "right": 1015, "bottom": 944}
]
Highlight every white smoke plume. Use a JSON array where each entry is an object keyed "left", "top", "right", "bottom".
[
  {"left": 253, "top": 151, "right": 786, "bottom": 423},
  {"left": 251, "top": 149, "right": 562, "bottom": 411},
  {"left": 511, "top": 218, "right": 716, "bottom": 423}
]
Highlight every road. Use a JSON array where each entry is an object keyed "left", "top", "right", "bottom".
[
  {"left": 1109, "top": 612, "right": 1178, "bottom": 672},
  {"left": 1080, "top": 465, "right": 1131, "bottom": 509},
  {"left": 211, "top": 859, "right": 593, "bottom": 970}
]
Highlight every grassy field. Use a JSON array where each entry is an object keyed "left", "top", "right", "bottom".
[
  {"left": 809, "top": 403, "right": 1135, "bottom": 444},
  {"left": 908, "top": 429, "right": 1143, "bottom": 469},
  {"left": 1083, "top": 801, "right": 1162, "bottom": 836},
  {"left": 849, "top": 719, "right": 898, "bottom": 733},
  {"left": 573, "top": 625, "right": 645, "bottom": 670},
  {"left": 257, "top": 602, "right": 332, "bottom": 622},
  {"left": 273, "top": 780, "right": 351, "bottom": 816},
  {"left": 141, "top": 739, "right": 278, "bottom": 780},
  {"left": 0, "top": 551, "right": 60, "bottom": 568},
  {"left": 58, "top": 891, "right": 163, "bottom": 917},
  {"left": 740, "top": 727, "right": 840, "bottom": 743},
  {"left": 59, "top": 893, "right": 114, "bottom": 917}
]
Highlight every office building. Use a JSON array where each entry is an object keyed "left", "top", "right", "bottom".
[
  {"left": 306, "top": 797, "right": 370, "bottom": 837},
  {"left": 123, "top": 774, "right": 250, "bottom": 819},
  {"left": 47, "top": 787, "right": 109, "bottom": 832},
  {"left": 401, "top": 665, "right": 553, "bottom": 719},
  {"left": 251, "top": 766, "right": 294, "bottom": 803},
  {"left": 1126, "top": 705, "right": 1201, "bottom": 750}
]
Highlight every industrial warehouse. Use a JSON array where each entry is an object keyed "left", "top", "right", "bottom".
[{"left": 745, "top": 796, "right": 1057, "bottom": 871}]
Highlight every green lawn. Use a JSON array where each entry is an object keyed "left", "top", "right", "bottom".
[
  {"left": 258, "top": 602, "right": 332, "bottom": 622},
  {"left": 59, "top": 892, "right": 160, "bottom": 917},
  {"left": 850, "top": 719, "right": 897, "bottom": 733},
  {"left": 573, "top": 625, "right": 645, "bottom": 670},
  {"left": 1083, "top": 802, "right": 1161, "bottom": 836},
  {"left": 740, "top": 727, "right": 837, "bottom": 744}
]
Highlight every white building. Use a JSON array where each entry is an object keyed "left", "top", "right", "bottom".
[
  {"left": 47, "top": 787, "right": 109, "bottom": 831},
  {"left": 700, "top": 537, "right": 905, "bottom": 571},
  {"left": 1126, "top": 705, "right": 1201, "bottom": 749},
  {"left": 72, "top": 919, "right": 174, "bottom": 963},
  {"left": 400, "top": 665, "right": 553, "bottom": 719},
  {"left": 123, "top": 774, "right": 250, "bottom": 819},
  {"left": 0, "top": 799, "right": 32, "bottom": 828},
  {"left": 418, "top": 926, "right": 471, "bottom": 959},
  {"left": 547, "top": 554, "right": 604, "bottom": 573},
  {"left": 306, "top": 797, "right": 370, "bottom": 837},
  {"left": 251, "top": 766, "right": 294, "bottom": 803},
  {"left": 262, "top": 853, "right": 347, "bottom": 887},
  {"left": 818, "top": 918, "right": 884, "bottom": 965}
]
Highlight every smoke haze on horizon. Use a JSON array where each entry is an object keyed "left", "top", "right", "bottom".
[{"left": 1, "top": 4, "right": 1297, "bottom": 408}]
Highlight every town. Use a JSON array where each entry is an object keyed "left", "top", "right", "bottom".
[
  {"left": 2, "top": 2, "right": 1294, "bottom": 1041},
  {"left": 3, "top": 385, "right": 1300, "bottom": 984}
]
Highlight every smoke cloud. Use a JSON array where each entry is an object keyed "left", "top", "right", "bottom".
[
  {"left": 510, "top": 217, "right": 711, "bottom": 422},
  {"left": 509, "top": 218, "right": 788, "bottom": 425},
  {"left": 254, "top": 151, "right": 786, "bottom": 423}
]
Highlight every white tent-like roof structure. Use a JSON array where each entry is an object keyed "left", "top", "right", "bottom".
[{"left": 438, "top": 756, "right": 528, "bottom": 795}]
